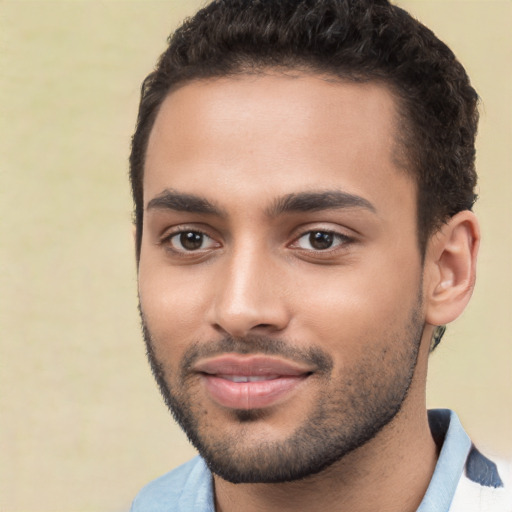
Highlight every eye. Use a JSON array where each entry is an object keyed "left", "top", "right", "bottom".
[
  {"left": 165, "top": 230, "right": 218, "bottom": 252},
  {"left": 295, "top": 230, "right": 349, "bottom": 251}
]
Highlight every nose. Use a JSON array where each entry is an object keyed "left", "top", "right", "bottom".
[{"left": 208, "top": 244, "right": 291, "bottom": 338}]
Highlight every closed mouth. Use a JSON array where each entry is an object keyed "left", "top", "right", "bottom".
[{"left": 193, "top": 354, "right": 313, "bottom": 410}]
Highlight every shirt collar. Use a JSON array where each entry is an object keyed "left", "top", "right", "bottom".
[{"left": 417, "top": 409, "right": 472, "bottom": 512}]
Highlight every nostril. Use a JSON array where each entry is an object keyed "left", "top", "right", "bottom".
[{"left": 255, "top": 323, "right": 272, "bottom": 329}]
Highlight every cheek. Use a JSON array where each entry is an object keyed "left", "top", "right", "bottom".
[
  {"left": 138, "top": 260, "right": 210, "bottom": 350},
  {"left": 291, "top": 257, "right": 422, "bottom": 352}
]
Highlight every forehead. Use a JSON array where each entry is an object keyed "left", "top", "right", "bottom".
[{"left": 144, "top": 73, "right": 414, "bottom": 217}]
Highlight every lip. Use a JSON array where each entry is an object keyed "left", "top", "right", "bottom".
[{"left": 194, "top": 355, "right": 313, "bottom": 410}]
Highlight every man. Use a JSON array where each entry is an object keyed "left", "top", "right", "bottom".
[{"left": 129, "top": 0, "right": 511, "bottom": 510}]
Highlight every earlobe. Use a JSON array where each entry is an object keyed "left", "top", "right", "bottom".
[{"left": 424, "top": 211, "right": 480, "bottom": 327}]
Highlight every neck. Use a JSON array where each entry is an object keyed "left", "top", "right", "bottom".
[{"left": 213, "top": 347, "right": 438, "bottom": 512}]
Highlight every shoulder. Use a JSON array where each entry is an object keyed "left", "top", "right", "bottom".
[
  {"left": 422, "top": 410, "right": 512, "bottom": 512},
  {"left": 450, "top": 451, "right": 512, "bottom": 512},
  {"left": 130, "top": 456, "right": 214, "bottom": 512}
]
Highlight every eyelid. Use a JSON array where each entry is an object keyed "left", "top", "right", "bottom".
[
  {"left": 294, "top": 231, "right": 350, "bottom": 247},
  {"left": 159, "top": 223, "right": 218, "bottom": 241},
  {"left": 170, "top": 232, "right": 216, "bottom": 250},
  {"left": 290, "top": 222, "right": 355, "bottom": 241},
  {"left": 159, "top": 225, "right": 222, "bottom": 254},
  {"left": 288, "top": 226, "right": 357, "bottom": 256}
]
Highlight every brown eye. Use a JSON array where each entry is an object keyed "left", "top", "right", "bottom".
[
  {"left": 167, "top": 231, "right": 217, "bottom": 252},
  {"left": 309, "top": 231, "right": 334, "bottom": 250},
  {"left": 295, "top": 230, "right": 350, "bottom": 251},
  {"left": 179, "top": 232, "right": 204, "bottom": 250}
]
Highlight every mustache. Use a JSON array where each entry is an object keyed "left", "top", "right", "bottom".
[
  {"left": 179, "top": 335, "right": 334, "bottom": 376},
  {"left": 139, "top": 307, "right": 333, "bottom": 378}
]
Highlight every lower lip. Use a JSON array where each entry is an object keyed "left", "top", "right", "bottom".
[{"left": 201, "top": 375, "right": 308, "bottom": 409}]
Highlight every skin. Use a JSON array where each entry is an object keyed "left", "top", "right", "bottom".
[{"left": 137, "top": 73, "right": 479, "bottom": 512}]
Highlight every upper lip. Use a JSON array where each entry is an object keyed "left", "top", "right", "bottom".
[{"left": 193, "top": 355, "right": 313, "bottom": 377}]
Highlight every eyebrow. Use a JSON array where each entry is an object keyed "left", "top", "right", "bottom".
[
  {"left": 146, "top": 189, "right": 224, "bottom": 216},
  {"left": 266, "top": 190, "right": 376, "bottom": 217},
  {"left": 146, "top": 188, "right": 376, "bottom": 218}
]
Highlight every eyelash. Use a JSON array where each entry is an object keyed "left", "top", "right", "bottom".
[
  {"left": 160, "top": 228, "right": 218, "bottom": 255},
  {"left": 291, "top": 230, "right": 353, "bottom": 253},
  {"left": 159, "top": 227, "right": 354, "bottom": 257}
]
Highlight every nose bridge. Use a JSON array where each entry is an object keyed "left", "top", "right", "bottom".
[{"left": 211, "top": 238, "right": 288, "bottom": 336}]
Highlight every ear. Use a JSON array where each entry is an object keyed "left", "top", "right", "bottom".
[{"left": 424, "top": 211, "right": 480, "bottom": 327}]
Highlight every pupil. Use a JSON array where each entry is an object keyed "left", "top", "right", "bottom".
[
  {"left": 180, "top": 232, "right": 203, "bottom": 250},
  {"left": 310, "top": 231, "right": 333, "bottom": 250}
]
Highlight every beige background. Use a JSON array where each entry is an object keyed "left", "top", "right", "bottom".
[{"left": 0, "top": 1, "right": 510, "bottom": 511}]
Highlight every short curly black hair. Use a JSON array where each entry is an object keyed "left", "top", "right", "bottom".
[{"left": 130, "top": 0, "right": 479, "bottom": 259}]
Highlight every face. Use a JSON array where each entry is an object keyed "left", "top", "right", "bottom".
[{"left": 138, "top": 73, "right": 426, "bottom": 483}]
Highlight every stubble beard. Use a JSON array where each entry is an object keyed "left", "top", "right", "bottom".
[{"left": 139, "top": 301, "right": 424, "bottom": 484}]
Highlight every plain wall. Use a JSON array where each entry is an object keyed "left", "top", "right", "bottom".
[{"left": 0, "top": 1, "right": 510, "bottom": 511}]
